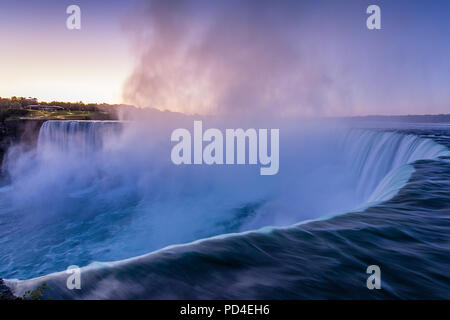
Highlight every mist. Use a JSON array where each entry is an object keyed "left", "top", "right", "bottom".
[
  {"left": 121, "top": 0, "right": 450, "bottom": 117},
  {"left": 0, "top": 115, "right": 378, "bottom": 279},
  {"left": 121, "top": 0, "right": 351, "bottom": 117}
]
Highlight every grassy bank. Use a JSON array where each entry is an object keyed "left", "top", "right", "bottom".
[
  {"left": 0, "top": 97, "right": 119, "bottom": 121},
  {"left": 6, "top": 109, "right": 114, "bottom": 121}
]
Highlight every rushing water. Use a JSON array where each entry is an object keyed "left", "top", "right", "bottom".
[
  {"left": 37, "top": 121, "right": 122, "bottom": 154},
  {"left": 1, "top": 120, "right": 449, "bottom": 299}
]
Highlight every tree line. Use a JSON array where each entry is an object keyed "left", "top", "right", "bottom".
[{"left": 0, "top": 96, "right": 118, "bottom": 112}]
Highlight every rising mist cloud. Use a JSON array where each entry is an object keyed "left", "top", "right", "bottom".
[
  {"left": 122, "top": 0, "right": 356, "bottom": 117},
  {"left": 122, "top": 0, "right": 450, "bottom": 117}
]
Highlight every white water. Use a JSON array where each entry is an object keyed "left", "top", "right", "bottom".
[
  {"left": 1, "top": 120, "right": 449, "bottom": 280},
  {"left": 32, "top": 121, "right": 450, "bottom": 235},
  {"left": 38, "top": 121, "right": 122, "bottom": 154},
  {"left": 342, "top": 129, "right": 449, "bottom": 202}
]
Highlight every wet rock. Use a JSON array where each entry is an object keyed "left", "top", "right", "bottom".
[{"left": 0, "top": 278, "right": 20, "bottom": 300}]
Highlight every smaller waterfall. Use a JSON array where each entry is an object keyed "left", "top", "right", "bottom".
[{"left": 38, "top": 121, "right": 122, "bottom": 154}]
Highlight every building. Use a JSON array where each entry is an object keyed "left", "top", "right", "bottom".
[{"left": 27, "top": 105, "right": 64, "bottom": 111}]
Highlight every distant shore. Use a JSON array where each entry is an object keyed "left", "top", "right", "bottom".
[{"left": 339, "top": 114, "right": 450, "bottom": 123}]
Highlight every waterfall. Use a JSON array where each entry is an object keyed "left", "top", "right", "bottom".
[
  {"left": 342, "top": 129, "right": 449, "bottom": 202},
  {"left": 35, "top": 122, "right": 449, "bottom": 205},
  {"left": 37, "top": 121, "right": 122, "bottom": 154},
  {"left": 3, "top": 122, "right": 450, "bottom": 282}
]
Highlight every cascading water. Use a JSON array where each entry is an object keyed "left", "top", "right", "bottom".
[
  {"left": 341, "top": 129, "right": 449, "bottom": 203},
  {"left": 1, "top": 121, "right": 450, "bottom": 300},
  {"left": 38, "top": 121, "right": 122, "bottom": 154}
]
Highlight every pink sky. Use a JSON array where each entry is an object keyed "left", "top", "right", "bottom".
[{"left": 1, "top": 0, "right": 450, "bottom": 116}]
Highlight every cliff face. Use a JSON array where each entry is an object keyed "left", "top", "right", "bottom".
[
  {"left": 0, "top": 278, "right": 20, "bottom": 300},
  {"left": 0, "top": 120, "right": 45, "bottom": 171}
]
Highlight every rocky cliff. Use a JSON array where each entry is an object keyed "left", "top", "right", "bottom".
[
  {"left": 0, "top": 278, "right": 20, "bottom": 300},
  {"left": 0, "top": 120, "right": 45, "bottom": 173}
]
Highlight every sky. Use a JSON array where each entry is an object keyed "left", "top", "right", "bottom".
[
  {"left": 1, "top": 0, "right": 450, "bottom": 116},
  {"left": 0, "top": 0, "right": 133, "bottom": 104}
]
